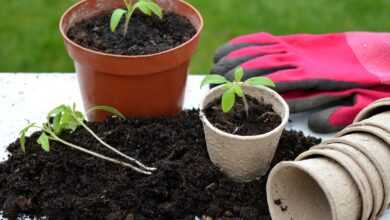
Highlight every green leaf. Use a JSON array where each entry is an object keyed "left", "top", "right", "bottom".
[
  {"left": 52, "top": 113, "right": 62, "bottom": 135},
  {"left": 72, "top": 103, "right": 86, "bottom": 121},
  {"left": 110, "top": 9, "right": 127, "bottom": 32},
  {"left": 221, "top": 87, "right": 236, "bottom": 113},
  {"left": 74, "top": 111, "right": 85, "bottom": 121},
  {"left": 146, "top": 2, "right": 163, "bottom": 19},
  {"left": 234, "top": 67, "right": 244, "bottom": 82},
  {"left": 61, "top": 110, "right": 80, "bottom": 132},
  {"left": 245, "top": 77, "right": 276, "bottom": 88},
  {"left": 87, "top": 105, "right": 126, "bottom": 119},
  {"left": 19, "top": 123, "right": 36, "bottom": 153},
  {"left": 37, "top": 133, "right": 50, "bottom": 152},
  {"left": 47, "top": 105, "right": 81, "bottom": 134},
  {"left": 223, "top": 82, "right": 234, "bottom": 90},
  {"left": 72, "top": 103, "right": 85, "bottom": 121},
  {"left": 233, "top": 85, "right": 244, "bottom": 97},
  {"left": 47, "top": 104, "right": 67, "bottom": 121},
  {"left": 134, "top": 1, "right": 152, "bottom": 16},
  {"left": 200, "top": 75, "right": 228, "bottom": 88}
]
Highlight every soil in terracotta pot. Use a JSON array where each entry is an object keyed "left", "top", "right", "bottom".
[
  {"left": 204, "top": 96, "right": 282, "bottom": 136},
  {"left": 67, "top": 11, "right": 196, "bottom": 55},
  {"left": 0, "top": 110, "right": 320, "bottom": 220}
]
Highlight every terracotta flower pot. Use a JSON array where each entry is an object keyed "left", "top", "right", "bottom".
[
  {"left": 333, "top": 128, "right": 390, "bottom": 212},
  {"left": 267, "top": 158, "right": 361, "bottom": 220},
  {"left": 295, "top": 148, "right": 373, "bottom": 220},
  {"left": 60, "top": 0, "right": 203, "bottom": 121},
  {"left": 354, "top": 98, "right": 390, "bottom": 123},
  {"left": 313, "top": 143, "right": 385, "bottom": 218},
  {"left": 199, "top": 85, "right": 289, "bottom": 182}
]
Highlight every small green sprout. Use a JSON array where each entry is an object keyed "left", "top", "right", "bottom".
[
  {"left": 201, "top": 67, "right": 276, "bottom": 117},
  {"left": 19, "top": 104, "right": 156, "bottom": 175},
  {"left": 111, "top": 0, "right": 163, "bottom": 36}
]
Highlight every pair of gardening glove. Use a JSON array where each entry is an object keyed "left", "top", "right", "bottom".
[{"left": 212, "top": 32, "right": 390, "bottom": 133}]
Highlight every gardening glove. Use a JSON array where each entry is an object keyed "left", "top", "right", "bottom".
[
  {"left": 213, "top": 32, "right": 390, "bottom": 92},
  {"left": 212, "top": 32, "right": 390, "bottom": 133},
  {"left": 285, "top": 86, "right": 390, "bottom": 133}
]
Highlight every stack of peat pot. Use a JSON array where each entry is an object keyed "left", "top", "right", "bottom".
[{"left": 267, "top": 98, "right": 390, "bottom": 220}]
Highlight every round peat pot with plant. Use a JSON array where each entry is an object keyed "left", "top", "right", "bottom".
[
  {"left": 199, "top": 67, "right": 289, "bottom": 182},
  {"left": 60, "top": 0, "right": 203, "bottom": 121}
]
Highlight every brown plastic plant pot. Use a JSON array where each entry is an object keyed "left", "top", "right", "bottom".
[
  {"left": 313, "top": 143, "right": 385, "bottom": 218},
  {"left": 333, "top": 127, "right": 390, "bottom": 212},
  {"left": 354, "top": 98, "right": 390, "bottom": 123},
  {"left": 60, "top": 0, "right": 204, "bottom": 121},
  {"left": 295, "top": 148, "right": 374, "bottom": 220},
  {"left": 199, "top": 85, "right": 289, "bottom": 182},
  {"left": 267, "top": 158, "right": 361, "bottom": 220}
]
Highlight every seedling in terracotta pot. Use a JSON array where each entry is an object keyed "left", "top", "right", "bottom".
[
  {"left": 19, "top": 104, "right": 156, "bottom": 175},
  {"left": 111, "top": 0, "right": 163, "bottom": 35},
  {"left": 201, "top": 67, "right": 276, "bottom": 117},
  {"left": 62, "top": 0, "right": 201, "bottom": 120}
]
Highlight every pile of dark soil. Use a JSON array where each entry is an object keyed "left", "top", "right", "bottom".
[
  {"left": 67, "top": 11, "right": 196, "bottom": 55},
  {"left": 0, "top": 110, "right": 320, "bottom": 220},
  {"left": 204, "top": 96, "right": 282, "bottom": 136}
]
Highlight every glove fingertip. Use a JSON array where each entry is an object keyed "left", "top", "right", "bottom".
[
  {"left": 214, "top": 43, "right": 258, "bottom": 64},
  {"left": 214, "top": 44, "right": 233, "bottom": 63},
  {"left": 308, "top": 108, "right": 346, "bottom": 134},
  {"left": 212, "top": 57, "right": 253, "bottom": 76}
]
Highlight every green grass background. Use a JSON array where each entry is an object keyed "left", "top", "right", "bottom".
[{"left": 0, "top": 0, "right": 389, "bottom": 74}]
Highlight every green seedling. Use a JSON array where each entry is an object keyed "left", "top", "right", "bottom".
[
  {"left": 19, "top": 104, "right": 156, "bottom": 175},
  {"left": 201, "top": 67, "right": 276, "bottom": 117},
  {"left": 111, "top": 0, "right": 163, "bottom": 36}
]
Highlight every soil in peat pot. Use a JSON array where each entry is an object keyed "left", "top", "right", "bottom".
[
  {"left": 67, "top": 11, "right": 196, "bottom": 55},
  {"left": 0, "top": 110, "right": 320, "bottom": 220},
  {"left": 203, "top": 96, "right": 282, "bottom": 136}
]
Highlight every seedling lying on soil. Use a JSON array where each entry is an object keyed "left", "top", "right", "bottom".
[
  {"left": 111, "top": 0, "right": 163, "bottom": 35},
  {"left": 19, "top": 104, "right": 156, "bottom": 175},
  {"left": 201, "top": 67, "right": 275, "bottom": 117}
]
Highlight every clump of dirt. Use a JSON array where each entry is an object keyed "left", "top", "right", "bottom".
[{"left": 0, "top": 110, "right": 320, "bottom": 220}]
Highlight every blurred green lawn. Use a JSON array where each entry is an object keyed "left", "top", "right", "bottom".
[{"left": 0, "top": 0, "right": 389, "bottom": 74}]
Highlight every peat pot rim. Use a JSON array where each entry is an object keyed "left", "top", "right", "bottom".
[
  {"left": 59, "top": 0, "right": 204, "bottom": 59},
  {"left": 354, "top": 98, "right": 390, "bottom": 122},
  {"left": 199, "top": 84, "right": 290, "bottom": 140}
]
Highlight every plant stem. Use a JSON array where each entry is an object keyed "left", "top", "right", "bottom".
[
  {"left": 48, "top": 132, "right": 152, "bottom": 175},
  {"left": 78, "top": 120, "right": 157, "bottom": 171},
  {"left": 123, "top": 9, "right": 135, "bottom": 36},
  {"left": 242, "top": 94, "right": 249, "bottom": 118},
  {"left": 123, "top": 0, "right": 132, "bottom": 10}
]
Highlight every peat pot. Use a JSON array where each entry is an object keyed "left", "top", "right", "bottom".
[
  {"left": 60, "top": 0, "right": 203, "bottom": 121},
  {"left": 313, "top": 143, "right": 385, "bottom": 218},
  {"left": 267, "top": 158, "right": 361, "bottom": 220},
  {"left": 199, "top": 85, "right": 289, "bottom": 182},
  {"left": 295, "top": 148, "right": 373, "bottom": 220}
]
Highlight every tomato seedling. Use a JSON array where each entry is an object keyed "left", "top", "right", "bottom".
[
  {"left": 201, "top": 67, "right": 276, "bottom": 117},
  {"left": 19, "top": 104, "right": 156, "bottom": 175},
  {"left": 111, "top": 0, "right": 163, "bottom": 36}
]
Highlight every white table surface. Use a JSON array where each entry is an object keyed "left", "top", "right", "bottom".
[{"left": 0, "top": 73, "right": 389, "bottom": 219}]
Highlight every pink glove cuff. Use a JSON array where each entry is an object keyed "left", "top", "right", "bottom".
[{"left": 346, "top": 32, "right": 390, "bottom": 85}]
